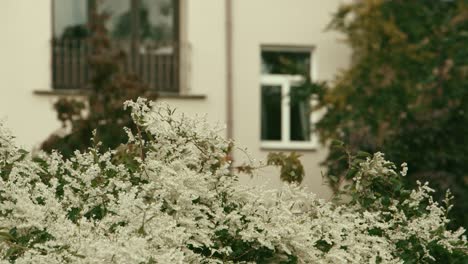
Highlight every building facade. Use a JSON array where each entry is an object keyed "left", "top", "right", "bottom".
[{"left": 0, "top": 0, "right": 350, "bottom": 197}]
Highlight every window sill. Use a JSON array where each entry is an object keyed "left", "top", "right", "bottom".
[
  {"left": 33, "top": 89, "right": 206, "bottom": 100},
  {"left": 260, "top": 141, "right": 318, "bottom": 151}
]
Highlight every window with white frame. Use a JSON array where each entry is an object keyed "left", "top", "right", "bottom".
[{"left": 260, "top": 48, "right": 317, "bottom": 149}]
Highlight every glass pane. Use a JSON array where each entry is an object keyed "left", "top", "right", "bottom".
[
  {"left": 54, "top": 0, "right": 88, "bottom": 39},
  {"left": 261, "top": 51, "right": 310, "bottom": 75},
  {"left": 261, "top": 85, "right": 282, "bottom": 141},
  {"left": 290, "top": 86, "right": 311, "bottom": 141},
  {"left": 141, "top": 0, "right": 174, "bottom": 42},
  {"left": 99, "top": 0, "right": 131, "bottom": 39}
]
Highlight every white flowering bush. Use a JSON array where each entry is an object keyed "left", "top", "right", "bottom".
[{"left": 0, "top": 99, "right": 466, "bottom": 263}]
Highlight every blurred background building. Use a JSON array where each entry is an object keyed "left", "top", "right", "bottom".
[{"left": 0, "top": 0, "right": 350, "bottom": 197}]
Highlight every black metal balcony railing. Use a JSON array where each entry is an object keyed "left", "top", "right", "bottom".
[{"left": 52, "top": 39, "right": 179, "bottom": 93}]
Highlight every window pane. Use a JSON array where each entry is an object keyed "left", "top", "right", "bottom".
[
  {"left": 261, "top": 51, "right": 310, "bottom": 75},
  {"left": 141, "top": 0, "right": 174, "bottom": 42},
  {"left": 99, "top": 0, "right": 131, "bottom": 39},
  {"left": 54, "top": 0, "right": 88, "bottom": 39},
  {"left": 261, "top": 85, "right": 282, "bottom": 141},
  {"left": 290, "top": 87, "right": 311, "bottom": 141}
]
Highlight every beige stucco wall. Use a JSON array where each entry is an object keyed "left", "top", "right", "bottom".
[
  {"left": 158, "top": 0, "right": 227, "bottom": 127},
  {"left": 0, "top": 0, "right": 60, "bottom": 150},
  {"left": 230, "top": 0, "right": 351, "bottom": 197},
  {"left": 0, "top": 0, "right": 350, "bottom": 198}
]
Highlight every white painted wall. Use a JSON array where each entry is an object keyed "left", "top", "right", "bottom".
[
  {"left": 161, "top": 0, "right": 227, "bottom": 126},
  {"left": 229, "top": 0, "right": 351, "bottom": 197},
  {"left": 0, "top": 0, "right": 60, "bottom": 149},
  {"left": 0, "top": 0, "right": 350, "bottom": 198}
]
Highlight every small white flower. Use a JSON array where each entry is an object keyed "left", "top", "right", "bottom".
[
  {"left": 0, "top": 100, "right": 465, "bottom": 263},
  {"left": 400, "top": 162, "right": 408, "bottom": 176}
]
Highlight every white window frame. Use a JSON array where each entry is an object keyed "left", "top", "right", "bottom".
[{"left": 260, "top": 74, "right": 318, "bottom": 150}]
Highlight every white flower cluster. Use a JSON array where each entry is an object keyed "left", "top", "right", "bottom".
[
  {"left": 353, "top": 152, "right": 398, "bottom": 191},
  {"left": 0, "top": 99, "right": 466, "bottom": 263}
]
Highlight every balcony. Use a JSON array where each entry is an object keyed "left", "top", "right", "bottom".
[{"left": 51, "top": 38, "right": 180, "bottom": 93}]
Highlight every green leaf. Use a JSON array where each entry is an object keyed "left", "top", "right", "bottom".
[{"left": 330, "top": 140, "right": 344, "bottom": 148}]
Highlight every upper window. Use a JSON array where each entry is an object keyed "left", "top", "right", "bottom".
[
  {"left": 260, "top": 48, "right": 317, "bottom": 150},
  {"left": 102, "top": 0, "right": 175, "bottom": 42},
  {"left": 262, "top": 50, "right": 311, "bottom": 76},
  {"left": 52, "top": 0, "right": 180, "bottom": 92},
  {"left": 53, "top": 1, "right": 88, "bottom": 39},
  {"left": 53, "top": 0, "right": 176, "bottom": 42}
]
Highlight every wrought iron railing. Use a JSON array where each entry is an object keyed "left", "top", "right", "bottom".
[{"left": 52, "top": 39, "right": 179, "bottom": 93}]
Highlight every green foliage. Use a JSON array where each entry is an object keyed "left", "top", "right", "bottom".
[
  {"left": 316, "top": 0, "right": 468, "bottom": 230},
  {"left": 41, "top": 11, "right": 153, "bottom": 157},
  {"left": 0, "top": 227, "right": 54, "bottom": 261},
  {"left": 189, "top": 228, "right": 279, "bottom": 263},
  {"left": 332, "top": 149, "right": 468, "bottom": 263},
  {"left": 267, "top": 152, "right": 305, "bottom": 184}
]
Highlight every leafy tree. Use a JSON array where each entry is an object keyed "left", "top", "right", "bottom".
[
  {"left": 315, "top": 0, "right": 468, "bottom": 229},
  {"left": 42, "top": 11, "right": 153, "bottom": 157}
]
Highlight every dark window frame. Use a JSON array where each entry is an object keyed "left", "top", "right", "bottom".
[{"left": 51, "top": 0, "right": 181, "bottom": 93}]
